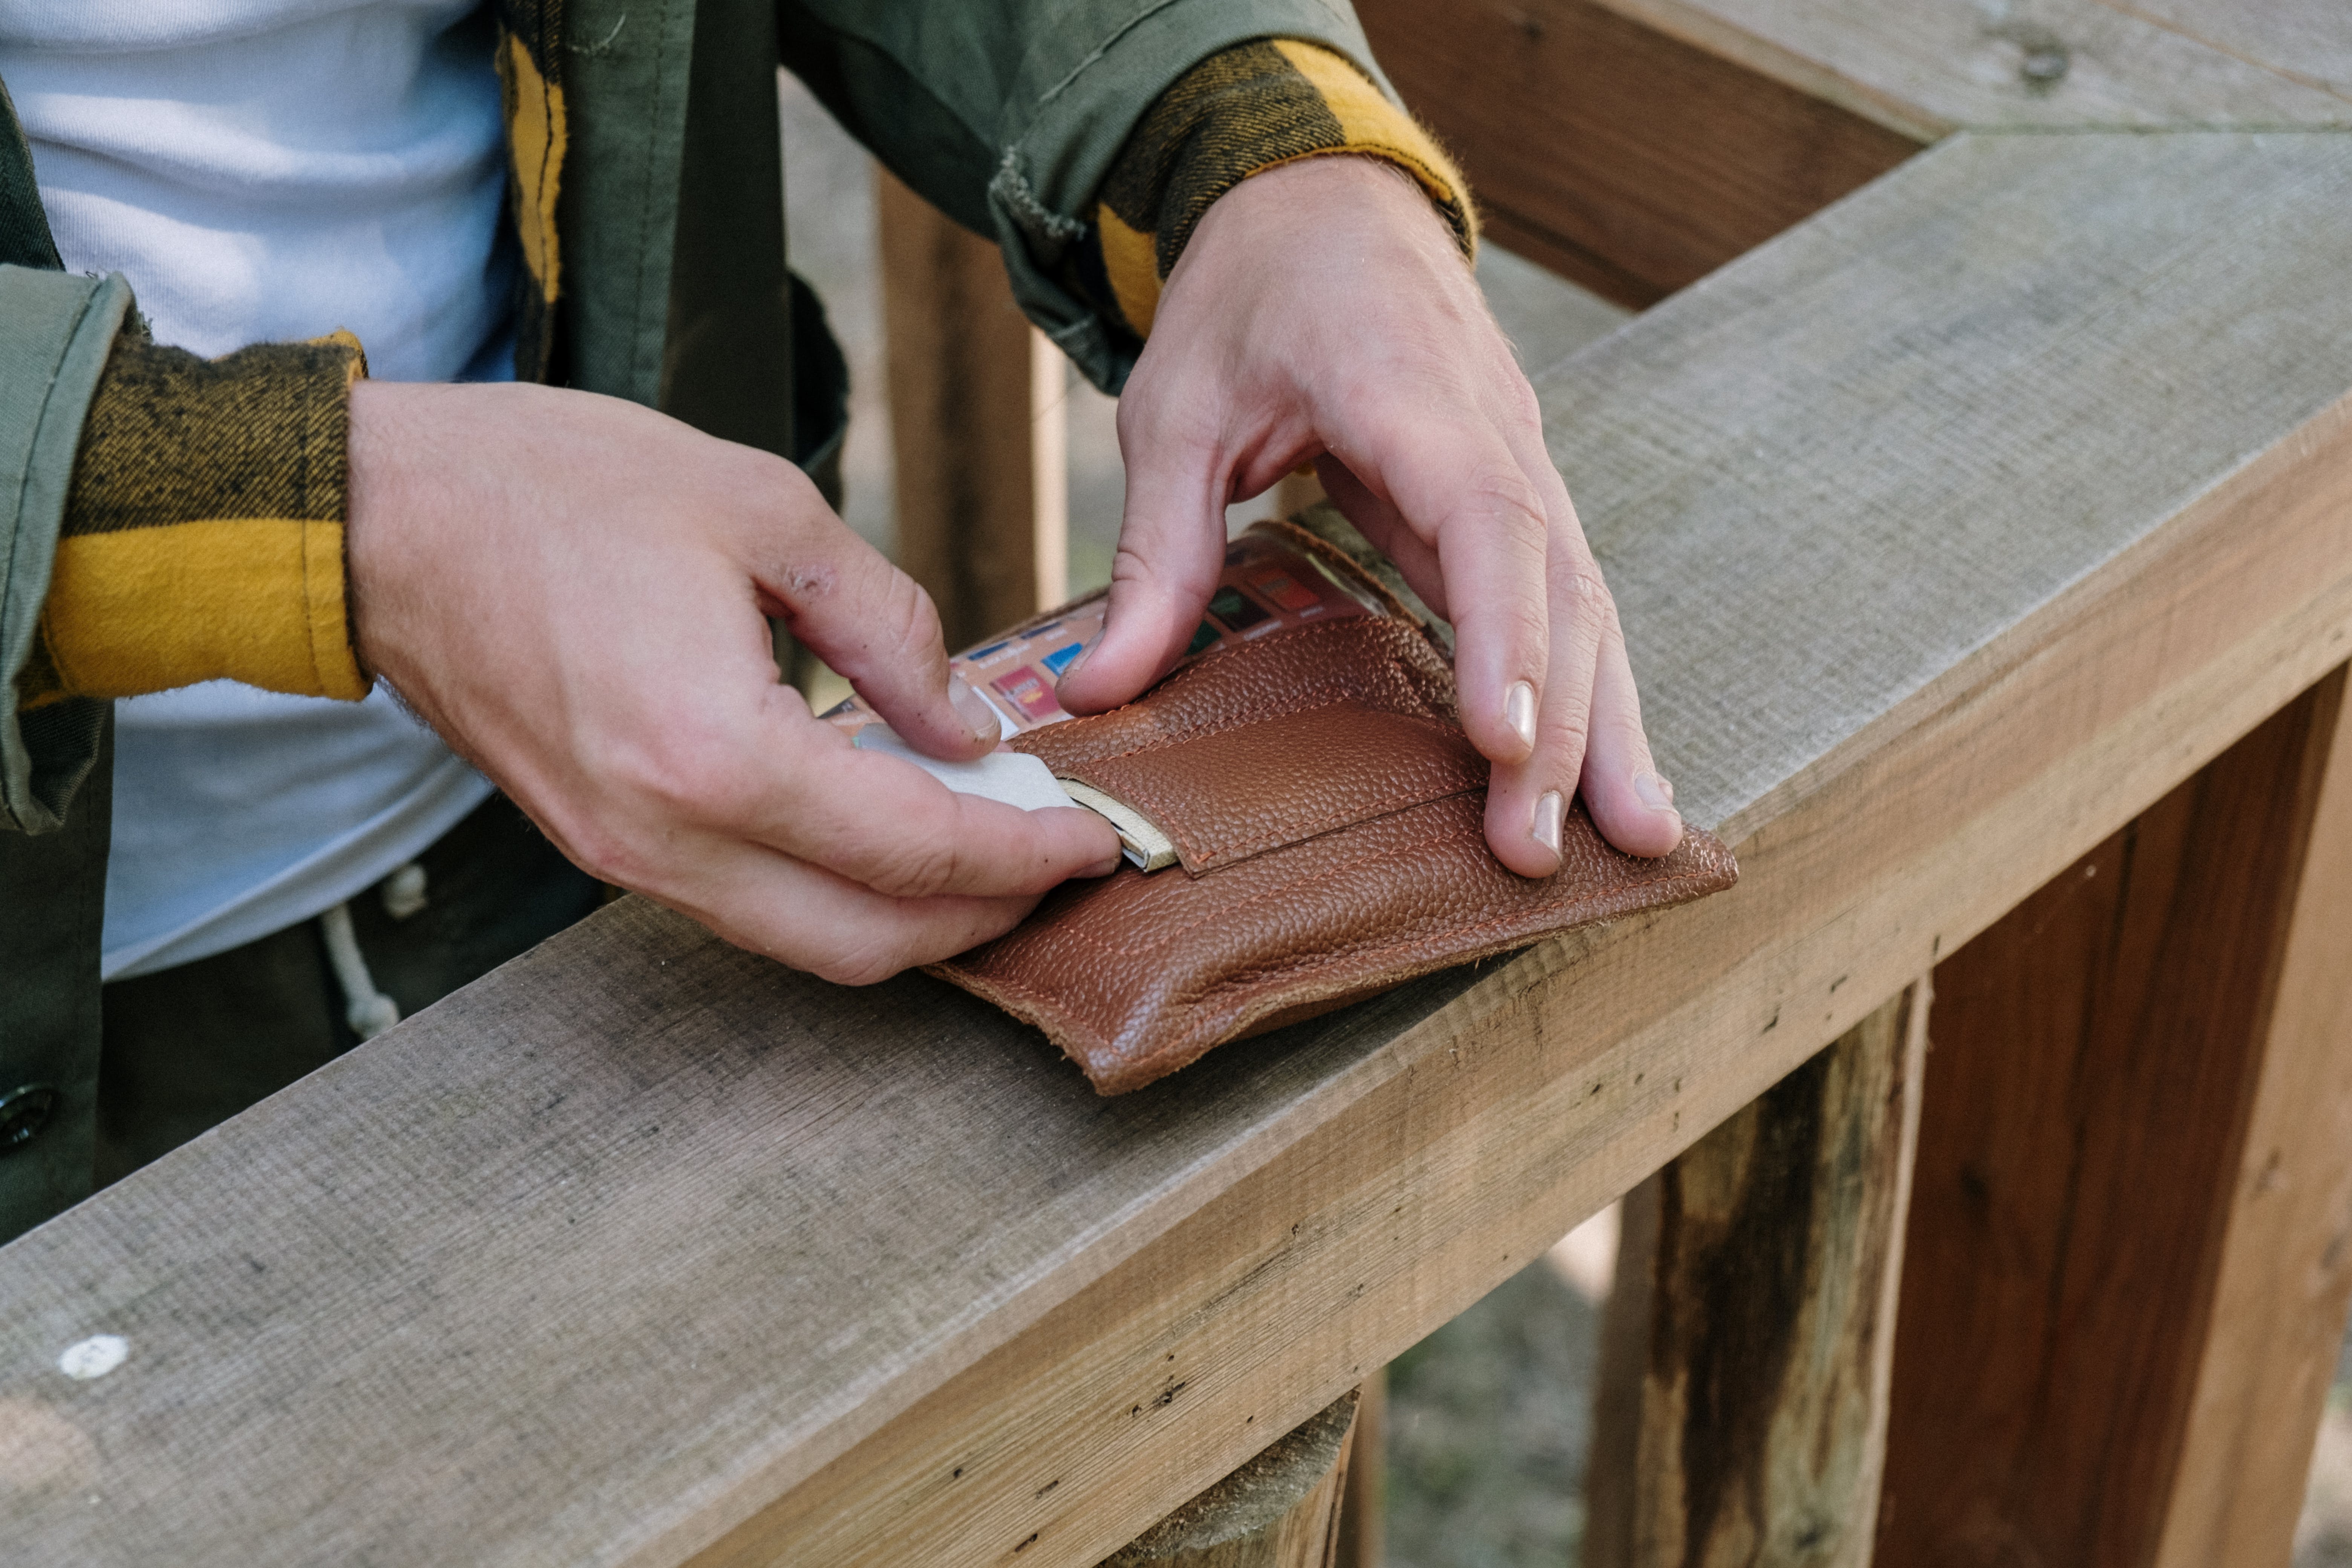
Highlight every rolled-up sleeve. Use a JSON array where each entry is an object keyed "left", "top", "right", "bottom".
[{"left": 779, "top": 0, "right": 1397, "bottom": 393}]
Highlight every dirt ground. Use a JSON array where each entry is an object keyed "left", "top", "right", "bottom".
[{"left": 1383, "top": 1261, "right": 1604, "bottom": 1568}]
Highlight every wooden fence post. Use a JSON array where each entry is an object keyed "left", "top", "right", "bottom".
[
  {"left": 1102, "top": 1393, "right": 1359, "bottom": 1568},
  {"left": 1332, "top": 1368, "right": 1383, "bottom": 1568},
  {"left": 1585, "top": 987, "right": 1928, "bottom": 1566},
  {"left": 1880, "top": 667, "right": 2352, "bottom": 1568},
  {"left": 876, "top": 167, "right": 1068, "bottom": 646}
]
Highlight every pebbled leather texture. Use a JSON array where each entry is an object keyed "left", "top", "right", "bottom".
[{"left": 931, "top": 564, "right": 1739, "bottom": 1096}]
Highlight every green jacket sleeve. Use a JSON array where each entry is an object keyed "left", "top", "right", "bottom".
[
  {"left": 0, "top": 265, "right": 133, "bottom": 834},
  {"left": 778, "top": 0, "right": 1393, "bottom": 394}
]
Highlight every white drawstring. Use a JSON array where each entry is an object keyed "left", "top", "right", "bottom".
[
  {"left": 319, "top": 902, "right": 400, "bottom": 1040},
  {"left": 319, "top": 862, "right": 427, "bottom": 1042},
  {"left": 381, "top": 861, "right": 429, "bottom": 921}
]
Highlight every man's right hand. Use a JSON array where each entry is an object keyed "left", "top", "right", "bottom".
[{"left": 345, "top": 380, "right": 1122, "bottom": 985}]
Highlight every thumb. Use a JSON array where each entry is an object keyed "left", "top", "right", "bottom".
[
  {"left": 760, "top": 522, "right": 998, "bottom": 761},
  {"left": 1054, "top": 416, "right": 1228, "bottom": 717}
]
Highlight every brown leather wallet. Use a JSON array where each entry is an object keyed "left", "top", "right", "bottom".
[{"left": 931, "top": 520, "right": 1738, "bottom": 1095}]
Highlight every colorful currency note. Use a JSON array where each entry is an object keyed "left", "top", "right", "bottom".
[{"left": 823, "top": 531, "right": 1385, "bottom": 741}]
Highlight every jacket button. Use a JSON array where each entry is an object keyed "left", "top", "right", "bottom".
[{"left": 0, "top": 1084, "right": 60, "bottom": 1153}]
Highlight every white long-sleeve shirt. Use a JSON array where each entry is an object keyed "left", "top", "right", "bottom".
[{"left": 0, "top": 0, "right": 513, "bottom": 977}]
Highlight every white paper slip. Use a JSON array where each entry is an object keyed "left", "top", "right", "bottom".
[
  {"left": 1054, "top": 779, "right": 1179, "bottom": 871},
  {"left": 850, "top": 725, "right": 1074, "bottom": 814}
]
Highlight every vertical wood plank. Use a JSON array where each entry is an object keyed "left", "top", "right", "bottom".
[
  {"left": 1584, "top": 988, "right": 1926, "bottom": 1567},
  {"left": 876, "top": 167, "right": 1063, "bottom": 648},
  {"left": 1332, "top": 1367, "right": 1384, "bottom": 1568},
  {"left": 1105, "top": 1395, "right": 1358, "bottom": 1568},
  {"left": 2158, "top": 678, "right": 2352, "bottom": 1559},
  {"left": 1880, "top": 668, "right": 2352, "bottom": 1568},
  {"left": 1354, "top": 0, "right": 1922, "bottom": 306}
]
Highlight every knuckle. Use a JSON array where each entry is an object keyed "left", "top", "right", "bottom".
[
  {"left": 1555, "top": 564, "right": 1623, "bottom": 642},
  {"left": 612, "top": 730, "right": 751, "bottom": 826},
  {"left": 1559, "top": 563, "right": 1611, "bottom": 610},
  {"left": 554, "top": 819, "right": 643, "bottom": 890},
  {"left": 823, "top": 563, "right": 943, "bottom": 674},
  {"left": 704, "top": 445, "right": 811, "bottom": 528},
  {"left": 1464, "top": 467, "right": 1549, "bottom": 532},
  {"left": 861, "top": 835, "right": 966, "bottom": 901},
  {"left": 1495, "top": 372, "right": 1544, "bottom": 433},
  {"left": 1544, "top": 696, "right": 1596, "bottom": 759},
  {"left": 880, "top": 576, "right": 945, "bottom": 666}
]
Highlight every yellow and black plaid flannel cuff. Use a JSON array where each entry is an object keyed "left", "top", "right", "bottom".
[
  {"left": 1095, "top": 38, "right": 1476, "bottom": 338},
  {"left": 21, "top": 330, "right": 372, "bottom": 709}
]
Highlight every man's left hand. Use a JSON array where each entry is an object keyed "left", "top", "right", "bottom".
[{"left": 1054, "top": 155, "right": 1684, "bottom": 876}]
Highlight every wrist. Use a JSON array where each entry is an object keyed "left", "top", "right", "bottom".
[{"left": 1095, "top": 39, "right": 1473, "bottom": 339}]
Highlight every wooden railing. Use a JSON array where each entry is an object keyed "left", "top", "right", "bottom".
[{"left": 5, "top": 4, "right": 2348, "bottom": 1565}]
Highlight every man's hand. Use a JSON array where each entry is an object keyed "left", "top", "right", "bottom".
[
  {"left": 1055, "top": 156, "right": 1684, "bottom": 874},
  {"left": 346, "top": 381, "right": 1120, "bottom": 983}
]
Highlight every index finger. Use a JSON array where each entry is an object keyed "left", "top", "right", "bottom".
[{"left": 749, "top": 485, "right": 1002, "bottom": 762}]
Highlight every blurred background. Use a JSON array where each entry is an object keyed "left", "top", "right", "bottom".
[{"left": 776, "top": 72, "right": 2352, "bottom": 1568}]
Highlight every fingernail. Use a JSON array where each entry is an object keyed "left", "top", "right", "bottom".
[
  {"left": 1505, "top": 681, "right": 1537, "bottom": 753},
  {"left": 1531, "top": 789, "right": 1565, "bottom": 862},
  {"left": 1083, "top": 853, "right": 1124, "bottom": 878},
  {"left": 1635, "top": 770, "right": 1677, "bottom": 813},
  {"left": 948, "top": 677, "right": 1003, "bottom": 744},
  {"left": 1052, "top": 643, "right": 1091, "bottom": 694}
]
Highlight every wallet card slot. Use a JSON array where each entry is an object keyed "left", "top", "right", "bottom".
[{"left": 1053, "top": 700, "right": 1485, "bottom": 874}]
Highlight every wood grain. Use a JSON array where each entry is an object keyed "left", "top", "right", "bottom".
[
  {"left": 2155, "top": 673, "right": 2352, "bottom": 1563},
  {"left": 1879, "top": 671, "right": 2352, "bottom": 1567},
  {"left": 877, "top": 167, "right": 1056, "bottom": 646},
  {"left": 1358, "top": 0, "right": 1921, "bottom": 307},
  {"left": 1584, "top": 989, "right": 1923, "bottom": 1568},
  {"left": 1104, "top": 1395, "right": 1355, "bottom": 1568},
  {"left": 1331, "top": 1369, "right": 1382, "bottom": 1568},
  {"left": 2102, "top": 0, "right": 2352, "bottom": 105},
  {"left": 1, "top": 135, "right": 2347, "bottom": 1568},
  {"left": 1550, "top": 132, "right": 2352, "bottom": 842},
  {"left": 1592, "top": 0, "right": 2351, "bottom": 134}
]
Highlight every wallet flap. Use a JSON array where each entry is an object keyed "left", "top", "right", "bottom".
[
  {"left": 1012, "top": 617, "right": 1473, "bottom": 874},
  {"left": 1014, "top": 618, "right": 1458, "bottom": 766},
  {"left": 1052, "top": 703, "right": 1484, "bottom": 874}
]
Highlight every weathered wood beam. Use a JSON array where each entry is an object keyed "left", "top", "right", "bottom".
[
  {"left": 877, "top": 167, "right": 1065, "bottom": 646},
  {"left": 2, "top": 133, "right": 2346, "bottom": 1568},
  {"left": 1584, "top": 988, "right": 1925, "bottom": 1568},
  {"left": 1356, "top": 0, "right": 2346, "bottom": 312},
  {"left": 1880, "top": 668, "right": 2352, "bottom": 1568},
  {"left": 1597, "top": 0, "right": 2350, "bottom": 134}
]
